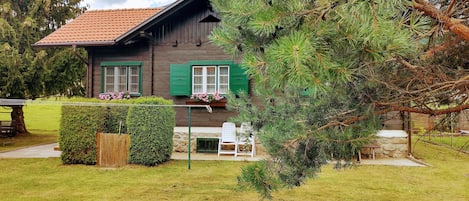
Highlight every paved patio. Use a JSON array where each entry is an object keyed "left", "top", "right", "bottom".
[
  {"left": 0, "top": 143, "right": 264, "bottom": 161},
  {"left": 0, "top": 143, "right": 426, "bottom": 167}
]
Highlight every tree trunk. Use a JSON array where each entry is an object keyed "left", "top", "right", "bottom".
[{"left": 11, "top": 106, "right": 29, "bottom": 135}]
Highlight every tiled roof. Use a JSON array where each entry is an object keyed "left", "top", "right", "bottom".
[{"left": 34, "top": 8, "right": 161, "bottom": 47}]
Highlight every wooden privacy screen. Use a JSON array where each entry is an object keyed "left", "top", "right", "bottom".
[{"left": 96, "top": 133, "right": 130, "bottom": 168}]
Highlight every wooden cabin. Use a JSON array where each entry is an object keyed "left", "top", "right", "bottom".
[{"left": 34, "top": 0, "right": 250, "bottom": 126}]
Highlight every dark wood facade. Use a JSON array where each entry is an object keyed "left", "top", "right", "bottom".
[{"left": 85, "top": 0, "right": 245, "bottom": 126}]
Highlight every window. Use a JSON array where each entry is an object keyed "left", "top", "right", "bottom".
[
  {"left": 192, "top": 65, "right": 229, "bottom": 94},
  {"left": 101, "top": 61, "right": 142, "bottom": 95},
  {"left": 170, "top": 60, "right": 248, "bottom": 96}
]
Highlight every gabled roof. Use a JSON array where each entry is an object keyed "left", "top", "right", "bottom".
[{"left": 34, "top": 8, "right": 161, "bottom": 47}]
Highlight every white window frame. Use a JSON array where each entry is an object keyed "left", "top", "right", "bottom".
[
  {"left": 103, "top": 65, "right": 140, "bottom": 94},
  {"left": 192, "top": 65, "right": 229, "bottom": 94}
]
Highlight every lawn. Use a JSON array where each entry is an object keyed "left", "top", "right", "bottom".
[
  {"left": 414, "top": 134, "right": 469, "bottom": 152},
  {"left": 0, "top": 99, "right": 61, "bottom": 151},
  {"left": 1, "top": 100, "right": 468, "bottom": 200},
  {"left": 0, "top": 142, "right": 468, "bottom": 200},
  {"left": 0, "top": 98, "right": 62, "bottom": 131}
]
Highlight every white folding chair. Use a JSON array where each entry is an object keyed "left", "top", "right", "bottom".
[
  {"left": 237, "top": 122, "right": 255, "bottom": 157},
  {"left": 217, "top": 122, "right": 238, "bottom": 157}
]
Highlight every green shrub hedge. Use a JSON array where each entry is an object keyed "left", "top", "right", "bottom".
[
  {"left": 127, "top": 97, "right": 175, "bottom": 166},
  {"left": 102, "top": 101, "right": 129, "bottom": 134},
  {"left": 60, "top": 98, "right": 104, "bottom": 165},
  {"left": 60, "top": 97, "right": 175, "bottom": 166}
]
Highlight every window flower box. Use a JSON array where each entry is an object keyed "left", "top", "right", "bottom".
[
  {"left": 185, "top": 99, "right": 227, "bottom": 107},
  {"left": 186, "top": 92, "right": 226, "bottom": 107}
]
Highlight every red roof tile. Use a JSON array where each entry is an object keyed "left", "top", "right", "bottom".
[{"left": 34, "top": 8, "right": 161, "bottom": 46}]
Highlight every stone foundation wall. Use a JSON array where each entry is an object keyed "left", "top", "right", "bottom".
[
  {"left": 374, "top": 137, "right": 408, "bottom": 158},
  {"left": 361, "top": 130, "right": 408, "bottom": 159},
  {"left": 173, "top": 130, "right": 219, "bottom": 152},
  {"left": 172, "top": 127, "right": 265, "bottom": 154}
]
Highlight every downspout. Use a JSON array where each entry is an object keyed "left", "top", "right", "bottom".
[
  {"left": 139, "top": 31, "right": 154, "bottom": 96},
  {"left": 150, "top": 34, "right": 154, "bottom": 96},
  {"left": 89, "top": 49, "right": 94, "bottom": 98}
]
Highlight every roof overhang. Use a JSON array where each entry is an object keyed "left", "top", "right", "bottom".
[
  {"left": 116, "top": 0, "right": 200, "bottom": 44},
  {"left": 33, "top": 0, "right": 207, "bottom": 48},
  {"left": 32, "top": 41, "right": 116, "bottom": 48}
]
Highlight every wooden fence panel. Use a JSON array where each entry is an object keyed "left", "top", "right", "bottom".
[{"left": 96, "top": 133, "right": 130, "bottom": 168}]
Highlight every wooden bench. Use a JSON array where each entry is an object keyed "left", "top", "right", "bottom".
[
  {"left": 0, "top": 120, "right": 16, "bottom": 137},
  {"left": 358, "top": 144, "right": 381, "bottom": 161},
  {"left": 0, "top": 120, "right": 15, "bottom": 146}
]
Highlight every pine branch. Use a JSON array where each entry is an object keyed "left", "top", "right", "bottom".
[
  {"left": 413, "top": 0, "right": 469, "bottom": 41},
  {"left": 315, "top": 102, "right": 469, "bottom": 132}
]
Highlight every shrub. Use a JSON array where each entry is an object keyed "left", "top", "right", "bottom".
[
  {"left": 60, "top": 98, "right": 105, "bottom": 165},
  {"left": 60, "top": 98, "right": 129, "bottom": 165},
  {"left": 127, "top": 97, "right": 175, "bottom": 166},
  {"left": 102, "top": 100, "right": 130, "bottom": 134},
  {"left": 60, "top": 97, "right": 175, "bottom": 166}
]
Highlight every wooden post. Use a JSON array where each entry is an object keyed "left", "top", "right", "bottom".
[{"left": 96, "top": 133, "right": 130, "bottom": 168}]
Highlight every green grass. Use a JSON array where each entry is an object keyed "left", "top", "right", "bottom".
[
  {"left": 0, "top": 130, "right": 58, "bottom": 152},
  {"left": 0, "top": 142, "right": 468, "bottom": 201},
  {"left": 0, "top": 98, "right": 62, "bottom": 131},
  {"left": 0, "top": 99, "right": 61, "bottom": 151},
  {"left": 414, "top": 134, "right": 469, "bottom": 152},
  {"left": 1, "top": 100, "right": 468, "bottom": 200}
]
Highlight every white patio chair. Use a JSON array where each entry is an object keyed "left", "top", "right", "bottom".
[
  {"left": 217, "top": 122, "right": 238, "bottom": 157},
  {"left": 237, "top": 122, "right": 255, "bottom": 157}
]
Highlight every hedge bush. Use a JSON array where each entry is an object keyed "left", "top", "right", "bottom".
[
  {"left": 60, "top": 97, "right": 175, "bottom": 166},
  {"left": 60, "top": 98, "right": 105, "bottom": 165},
  {"left": 102, "top": 101, "right": 129, "bottom": 134},
  {"left": 127, "top": 97, "right": 175, "bottom": 166}
]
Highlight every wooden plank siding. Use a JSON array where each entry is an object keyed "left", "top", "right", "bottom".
[
  {"left": 86, "top": 4, "right": 255, "bottom": 126},
  {"left": 151, "top": 4, "right": 220, "bottom": 46},
  {"left": 153, "top": 43, "right": 244, "bottom": 126},
  {"left": 88, "top": 42, "right": 152, "bottom": 97},
  {"left": 150, "top": 6, "right": 245, "bottom": 126}
]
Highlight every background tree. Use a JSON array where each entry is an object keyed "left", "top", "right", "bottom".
[
  {"left": 0, "top": 0, "right": 86, "bottom": 134},
  {"left": 211, "top": 0, "right": 468, "bottom": 199}
]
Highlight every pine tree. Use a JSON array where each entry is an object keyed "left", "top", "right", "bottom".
[{"left": 210, "top": 0, "right": 437, "bottom": 199}]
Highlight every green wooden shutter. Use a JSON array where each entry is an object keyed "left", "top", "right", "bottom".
[
  {"left": 229, "top": 64, "right": 249, "bottom": 95},
  {"left": 170, "top": 64, "right": 191, "bottom": 96}
]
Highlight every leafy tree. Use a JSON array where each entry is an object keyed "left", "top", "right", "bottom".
[
  {"left": 0, "top": 0, "right": 86, "bottom": 134},
  {"left": 211, "top": 0, "right": 468, "bottom": 199}
]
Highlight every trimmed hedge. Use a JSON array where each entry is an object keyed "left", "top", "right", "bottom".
[
  {"left": 60, "top": 98, "right": 105, "bottom": 165},
  {"left": 102, "top": 101, "right": 129, "bottom": 134},
  {"left": 60, "top": 97, "right": 175, "bottom": 166},
  {"left": 127, "top": 97, "right": 175, "bottom": 166}
]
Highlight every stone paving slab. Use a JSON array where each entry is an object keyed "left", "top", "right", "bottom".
[{"left": 171, "top": 152, "right": 264, "bottom": 161}]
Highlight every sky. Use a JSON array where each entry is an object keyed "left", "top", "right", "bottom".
[{"left": 81, "top": 0, "right": 178, "bottom": 10}]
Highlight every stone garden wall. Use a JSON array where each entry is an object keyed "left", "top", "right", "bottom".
[
  {"left": 361, "top": 130, "right": 408, "bottom": 159},
  {"left": 174, "top": 128, "right": 409, "bottom": 159}
]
